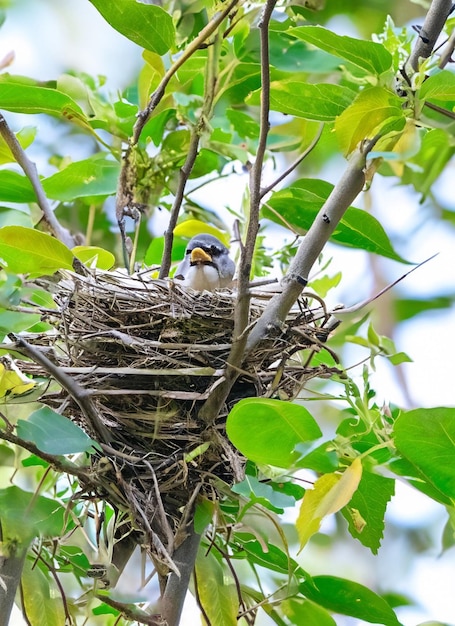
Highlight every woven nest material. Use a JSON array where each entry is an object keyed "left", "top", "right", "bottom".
[{"left": 19, "top": 269, "right": 339, "bottom": 573}]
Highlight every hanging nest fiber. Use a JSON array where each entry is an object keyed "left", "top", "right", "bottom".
[{"left": 16, "top": 268, "right": 339, "bottom": 574}]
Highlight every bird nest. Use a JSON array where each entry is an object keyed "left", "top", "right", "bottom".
[{"left": 17, "top": 268, "right": 339, "bottom": 574}]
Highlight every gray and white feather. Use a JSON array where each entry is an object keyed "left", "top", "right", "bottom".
[{"left": 174, "top": 234, "right": 235, "bottom": 291}]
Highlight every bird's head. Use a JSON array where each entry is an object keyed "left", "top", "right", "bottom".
[{"left": 174, "top": 234, "right": 235, "bottom": 291}]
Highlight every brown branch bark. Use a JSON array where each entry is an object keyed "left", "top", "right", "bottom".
[
  {"left": 408, "top": 0, "right": 453, "bottom": 71},
  {"left": 0, "top": 114, "right": 75, "bottom": 248}
]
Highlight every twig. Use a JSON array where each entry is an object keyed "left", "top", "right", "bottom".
[
  {"left": 408, "top": 0, "right": 453, "bottom": 71},
  {"left": 198, "top": 0, "right": 277, "bottom": 423},
  {"left": 0, "top": 114, "right": 75, "bottom": 248},
  {"left": 260, "top": 123, "right": 324, "bottom": 198},
  {"left": 115, "top": 0, "right": 241, "bottom": 260},
  {"left": 11, "top": 335, "right": 112, "bottom": 442},
  {"left": 158, "top": 27, "right": 221, "bottom": 279},
  {"left": 424, "top": 100, "right": 455, "bottom": 119}
]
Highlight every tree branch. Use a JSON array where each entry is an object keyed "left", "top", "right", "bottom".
[
  {"left": 160, "top": 524, "right": 201, "bottom": 626},
  {"left": 408, "top": 0, "right": 453, "bottom": 71},
  {"left": 159, "top": 29, "right": 221, "bottom": 279},
  {"left": 0, "top": 114, "right": 75, "bottom": 248},
  {"left": 11, "top": 335, "right": 112, "bottom": 443},
  {"left": 198, "top": 0, "right": 277, "bottom": 423},
  {"left": 245, "top": 137, "right": 379, "bottom": 352}
]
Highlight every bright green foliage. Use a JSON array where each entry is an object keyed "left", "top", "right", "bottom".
[
  {"left": 226, "top": 398, "right": 322, "bottom": 467},
  {"left": 0, "top": 1, "right": 454, "bottom": 625}
]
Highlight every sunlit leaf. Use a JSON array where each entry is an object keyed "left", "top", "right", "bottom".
[
  {"left": 72, "top": 246, "right": 115, "bottom": 270},
  {"left": 0, "top": 226, "right": 74, "bottom": 274},
  {"left": 0, "top": 362, "right": 35, "bottom": 397},
  {"left": 0, "top": 76, "right": 88, "bottom": 123},
  {"left": 394, "top": 407, "right": 455, "bottom": 500},
  {"left": 335, "top": 86, "right": 405, "bottom": 154},
  {"left": 291, "top": 25, "right": 393, "bottom": 76},
  {"left": 420, "top": 70, "right": 455, "bottom": 101},
  {"left": 296, "top": 457, "right": 362, "bottom": 550},
  {"left": 88, "top": 0, "right": 175, "bottom": 55},
  {"left": 174, "top": 220, "right": 231, "bottom": 247},
  {"left": 227, "top": 398, "right": 322, "bottom": 468},
  {"left": 16, "top": 406, "right": 98, "bottom": 455},
  {"left": 0, "top": 126, "right": 36, "bottom": 165},
  {"left": 300, "top": 575, "right": 402, "bottom": 626},
  {"left": 283, "top": 598, "right": 336, "bottom": 626},
  {"left": 250, "top": 81, "right": 355, "bottom": 122},
  {"left": 42, "top": 156, "right": 120, "bottom": 201}
]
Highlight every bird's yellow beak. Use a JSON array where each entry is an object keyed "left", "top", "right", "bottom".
[{"left": 190, "top": 247, "right": 212, "bottom": 264}]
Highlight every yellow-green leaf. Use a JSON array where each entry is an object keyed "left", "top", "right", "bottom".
[
  {"left": 174, "top": 219, "right": 231, "bottom": 247},
  {"left": 0, "top": 363, "right": 35, "bottom": 398},
  {"left": 335, "top": 86, "right": 405, "bottom": 155},
  {"left": 72, "top": 246, "right": 115, "bottom": 270},
  {"left": 195, "top": 547, "right": 238, "bottom": 626},
  {"left": 0, "top": 226, "right": 74, "bottom": 275},
  {"left": 296, "top": 457, "right": 363, "bottom": 551}
]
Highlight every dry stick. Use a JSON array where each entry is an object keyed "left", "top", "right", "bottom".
[
  {"left": 12, "top": 335, "right": 112, "bottom": 443},
  {"left": 0, "top": 114, "right": 75, "bottom": 248},
  {"left": 198, "top": 0, "right": 278, "bottom": 424},
  {"left": 408, "top": 0, "right": 453, "bottom": 72}
]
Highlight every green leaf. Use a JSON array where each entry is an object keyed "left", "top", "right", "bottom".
[
  {"left": 0, "top": 126, "right": 36, "bottom": 165},
  {"left": 394, "top": 407, "right": 455, "bottom": 500},
  {"left": 251, "top": 81, "right": 355, "bottom": 122},
  {"left": 341, "top": 470, "right": 395, "bottom": 554},
  {"left": 291, "top": 25, "right": 393, "bottom": 76},
  {"left": 16, "top": 406, "right": 98, "bottom": 454},
  {"left": 42, "top": 156, "right": 120, "bottom": 201},
  {"left": 88, "top": 0, "right": 175, "bottom": 55},
  {"left": 420, "top": 70, "right": 455, "bottom": 101},
  {"left": 0, "top": 76, "right": 87, "bottom": 122},
  {"left": 0, "top": 310, "right": 41, "bottom": 335},
  {"left": 226, "top": 398, "right": 322, "bottom": 468},
  {"left": 21, "top": 558, "right": 66, "bottom": 626},
  {"left": 264, "top": 179, "right": 407, "bottom": 262},
  {"left": 232, "top": 475, "right": 302, "bottom": 512},
  {"left": 195, "top": 547, "right": 238, "bottom": 626},
  {"left": 335, "top": 86, "right": 405, "bottom": 155},
  {"left": 0, "top": 486, "right": 66, "bottom": 541},
  {"left": 72, "top": 246, "right": 115, "bottom": 270},
  {"left": 0, "top": 170, "right": 36, "bottom": 203},
  {"left": 296, "top": 458, "right": 363, "bottom": 550},
  {"left": 283, "top": 599, "right": 336, "bottom": 626},
  {"left": 300, "top": 575, "right": 402, "bottom": 626},
  {"left": 0, "top": 226, "right": 74, "bottom": 275},
  {"left": 234, "top": 538, "right": 305, "bottom": 577}
]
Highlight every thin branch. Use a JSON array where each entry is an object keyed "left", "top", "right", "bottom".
[
  {"left": 438, "top": 26, "right": 455, "bottom": 67},
  {"left": 408, "top": 0, "right": 453, "bottom": 71},
  {"left": 11, "top": 335, "right": 112, "bottom": 443},
  {"left": 198, "top": 0, "right": 277, "bottom": 424},
  {"left": 424, "top": 99, "right": 455, "bottom": 119},
  {"left": 260, "top": 123, "right": 324, "bottom": 198},
  {"left": 132, "top": 0, "right": 240, "bottom": 145},
  {"left": 0, "top": 114, "right": 75, "bottom": 248},
  {"left": 159, "top": 27, "right": 221, "bottom": 279}
]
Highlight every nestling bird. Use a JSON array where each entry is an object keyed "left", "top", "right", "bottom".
[{"left": 174, "top": 233, "right": 235, "bottom": 291}]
